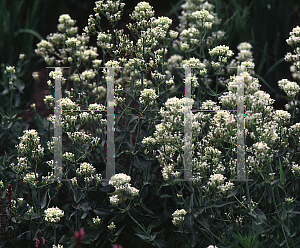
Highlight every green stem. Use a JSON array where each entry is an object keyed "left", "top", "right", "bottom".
[
  {"left": 54, "top": 226, "right": 57, "bottom": 245},
  {"left": 127, "top": 209, "right": 162, "bottom": 248},
  {"left": 271, "top": 185, "right": 290, "bottom": 248}
]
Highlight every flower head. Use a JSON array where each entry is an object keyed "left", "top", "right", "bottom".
[
  {"left": 44, "top": 207, "right": 64, "bottom": 224},
  {"left": 172, "top": 209, "right": 187, "bottom": 226}
]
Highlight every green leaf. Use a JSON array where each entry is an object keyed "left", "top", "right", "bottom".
[
  {"left": 278, "top": 207, "right": 287, "bottom": 222},
  {"left": 279, "top": 158, "right": 285, "bottom": 186},
  {"left": 40, "top": 192, "right": 47, "bottom": 209},
  {"left": 13, "top": 79, "right": 25, "bottom": 93},
  {"left": 16, "top": 28, "right": 43, "bottom": 41},
  {"left": 94, "top": 208, "right": 111, "bottom": 216}
]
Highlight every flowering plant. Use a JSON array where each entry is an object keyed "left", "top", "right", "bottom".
[{"left": 1, "top": 0, "right": 300, "bottom": 247}]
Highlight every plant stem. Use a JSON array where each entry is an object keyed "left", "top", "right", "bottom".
[{"left": 126, "top": 209, "right": 162, "bottom": 248}]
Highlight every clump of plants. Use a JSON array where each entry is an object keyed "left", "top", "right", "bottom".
[{"left": 1, "top": 0, "right": 300, "bottom": 247}]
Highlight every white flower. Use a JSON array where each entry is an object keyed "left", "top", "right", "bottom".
[
  {"left": 5, "top": 66, "right": 15, "bottom": 74},
  {"left": 201, "top": 100, "right": 220, "bottom": 111},
  {"left": 67, "top": 131, "right": 92, "bottom": 144},
  {"left": 53, "top": 245, "right": 64, "bottom": 248},
  {"left": 93, "top": 216, "right": 101, "bottom": 225},
  {"left": 65, "top": 37, "right": 81, "bottom": 48},
  {"left": 209, "top": 45, "right": 234, "bottom": 63},
  {"left": 129, "top": 1, "right": 155, "bottom": 21},
  {"left": 272, "top": 110, "right": 291, "bottom": 125},
  {"left": 23, "top": 172, "right": 39, "bottom": 186},
  {"left": 107, "top": 222, "right": 116, "bottom": 231},
  {"left": 289, "top": 122, "right": 300, "bottom": 136},
  {"left": 172, "top": 209, "right": 187, "bottom": 226},
  {"left": 286, "top": 26, "right": 300, "bottom": 46},
  {"left": 71, "top": 177, "right": 77, "bottom": 186},
  {"left": 191, "top": 10, "right": 214, "bottom": 29},
  {"left": 63, "top": 152, "right": 75, "bottom": 162},
  {"left": 60, "top": 97, "right": 77, "bottom": 110},
  {"left": 76, "top": 162, "right": 96, "bottom": 177},
  {"left": 44, "top": 207, "right": 64, "bottom": 224},
  {"left": 182, "top": 57, "right": 205, "bottom": 69},
  {"left": 237, "top": 42, "right": 252, "bottom": 51},
  {"left": 207, "top": 174, "right": 226, "bottom": 187},
  {"left": 142, "top": 137, "right": 156, "bottom": 146},
  {"left": 152, "top": 16, "right": 172, "bottom": 30},
  {"left": 109, "top": 195, "right": 120, "bottom": 206},
  {"left": 278, "top": 79, "right": 300, "bottom": 98},
  {"left": 169, "top": 30, "right": 178, "bottom": 39},
  {"left": 109, "top": 173, "right": 131, "bottom": 187},
  {"left": 139, "top": 89, "right": 158, "bottom": 104},
  {"left": 291, "top": 163, "right": 300, "bottom": 175}
]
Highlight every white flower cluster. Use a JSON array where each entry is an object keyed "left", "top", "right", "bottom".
[
  {"left": 109, "top": 195, "right": 120, "bottom": 206},
  {"left": 139, "top": 88, "right": 158, "bottom": 105},
  {"left": 206, "top": 246, "right": 218, "bottom": 248},
  {"left": 172, "top": 209, "right": 187, "bottom": 226},
  {"left": 93, "top": 0, "right": 125, "bottom": 24},
  {"left": 291, "top": 163, "right": 300, "bottom": 175},
  {"left": 207, "top": 173, "right": 225, "bottom": 187},
  {"left": 161, "top": 163, "right": 180, "bottom": 181},
  {"left": 108, "top": 173, "right": 139, "bottom": 202},
  {"left": 13, "top": 156, "right": 28, "bottom": 174},
  {"left": 252, "top": 141, "right": 270, "bottom": 158},
  {"left": 206, "top": 30, "right": 226, "bottom": 47},
  {"left": 168, "top": 55, "right": 183, "bottom": 70},
  {"left": 278, "top": 79, "right": 300, "bottom": 99},
  {"left": 16, "top": 129, "right": 44, "bottom": 161},
  {"left": 92, "top": 216, "right": 101, "bottom": 225},
  {"left": 203, "top": 174, "right": 234, "bottom": 194},
  {"left": 97, "top": 32, "right": 113, "bottom": 50},
  {"left": 191, "top": 9, "right": 214, "bottom": 29},
  {"left": 5, "top": 66, "right": 15, "bottom": 74},
  {"left": 182, "top": 58, "right": 207, "bottom": 75},
  {"left": 285, "top": 26, "right": 300, "bottom": 69},
  {"left": 76, "top": 162, "right": 102, "bottom": 184},
  {"left": 63, "top": 152, "right": 75, "bottom": 162},
  {"left": 36, "top": 13, "right": 94, "bottom": 66},
  {"left": 67, "top": 131, "right": 92, "bottom": 144},
  {"left": 44, "top": 95, "right": 54, "bottom": 108},
  {"left": 272, "top": 110, "right": 291, "bottom": 126},
  {"left": 44, "top": 207, "right": 64, "bottom": 224},
  {"left": 209, "top": 45, "right": 234, "bottom": 64},
  {"left": 107, "top": 222, "right": 116, "bottom": 231},
  {"left": 180, "top": 27, "right": 199, "bottom": 45},
  {"left": 289, "top": 122, "right": 300, "bottom": 137},
  {"left": 53, "top": 245, "right": 63, "bottom": 248},
  {"left": 76, "top": 162, "right": 96, "bottom": 177},
  {"left": 65, "top": 37, "right": 81, "bottom": 48},
  {"left": 152, "top": 16, "right": 172, "bottom": 31},
  {"left": 237, "top": 42, "right": 252, "bottom": 51},
  {"left": 286, "top": 26, "right": 300, "bottom": 47},
  {"left": 228, "top": 42, "right": 255, "bottom": 75},
  {"left": 23, "top": 172, "right": 39, "bottom": 186},
  {"left": 129, "top": 1, "right": 155, "bottom": 22},
  {"left": 92, "top": 85, "right": 106, "bottom": 101},
  {"left": 60, "top": 97, "right": 77, "bottom": 110}
]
